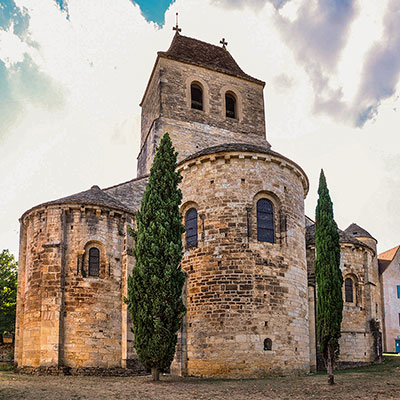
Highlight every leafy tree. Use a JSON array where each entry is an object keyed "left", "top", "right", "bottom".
[
  {"left": 314, "top": 170, "right": 343, "bottom": 385},
  {"left": 127, "top": 133, "right": 186, "bottom": 381},
  {"left": 0, "top": 249, "right": 18, "bottom": 343}
]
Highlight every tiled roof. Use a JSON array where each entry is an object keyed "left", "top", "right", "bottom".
[
  {"left": 158, "top": 33, "right": 264, "bottom": 85},
  {"left": 306, "top": 224, "right": 372, "bottom": 250},
  {"left": 378, "top": 245, "right": 400, "bottom": 274},
  {"left": 378, "top": 245, "right": 400, "bottom": 261},
  {"left": 344, "top": 223, "right": 376, "bottom": 241},
  {"left": 103, "top": 176, "right": 149, "bottom": 213},
  {"left": 22, "top": 185, "right": 133, "bottom": 219},
  {"left": 378, "top": 246, "right": 400, "bottom": 274},
  {"left": 22, "top": 175, "right": 149, "bottom": 220}
]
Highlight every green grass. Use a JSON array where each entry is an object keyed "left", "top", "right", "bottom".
[
  {"left": 311, "top": 355, "right": 400, "bottom": 376},
  {"left": 0, "top": 364, "right": 13, "bottom": 371}
]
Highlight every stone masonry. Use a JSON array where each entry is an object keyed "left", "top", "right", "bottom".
[{"left": 172, "top": 147, "right": 310, "bottom": 377}]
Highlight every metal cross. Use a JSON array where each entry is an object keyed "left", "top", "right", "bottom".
[
  {"left": 220, "top": 38, "right": 228, "bottom": 49},
  {"left": 173, "top": 12, "right": 181, "bottom": 34}
]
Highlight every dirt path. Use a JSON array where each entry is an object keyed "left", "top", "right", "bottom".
[{"left": 1, "top": 357, "right": 400, "bottom": 400}]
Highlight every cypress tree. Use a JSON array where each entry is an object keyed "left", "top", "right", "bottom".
[
  {"left": 127, "top": 133, "right": 186, "bottom": 381},
  {"left": 314, "top": 169, "right": 343, "bottom": 385}
]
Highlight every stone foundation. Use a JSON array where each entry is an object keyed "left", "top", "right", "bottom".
[{"left": 15, "top": 365, "right": 147, "bottom": 376}]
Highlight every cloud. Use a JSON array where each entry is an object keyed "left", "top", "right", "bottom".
[
  {"left": 0, "top": 60, "right": 16, "bottom": 133},
  {"left": 273, "top": 73, "right": 294, "bottom": 90},
  {"left": 270, "top": 1, "right": 359, "bottom": 122},
  {"left": 354, "top": 0, "right": 400, "bottom": 126},
  {"left": 0, "top": 53, "right": 65, "bottom": 139},
  {"left": 281, "top": 0, "right": 357, "bottom": 68},
  {"left": 0, "top": 0, "right": 30, "bottom": 38},
  {"left": 211, "top": 0, "right": 289, "bottom": 11}
]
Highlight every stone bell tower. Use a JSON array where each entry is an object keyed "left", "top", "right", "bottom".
[{"left": 137, "top": 31, "right": 270, "bottom": 177}]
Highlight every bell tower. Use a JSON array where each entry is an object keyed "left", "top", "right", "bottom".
[{"left": 137, "top": 31, "right": 270, "bottom": 177}]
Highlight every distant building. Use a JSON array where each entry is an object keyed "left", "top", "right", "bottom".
[{"left": 379, "top": 246, "right": 400, "bottom": 353}]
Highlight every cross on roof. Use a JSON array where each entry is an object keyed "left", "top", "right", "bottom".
[
  {"left": 220, "top": 38, "right": 228, "bottom": 49},
  {"left": 173, "top": 12, "right": 181, "bottom": 34}
]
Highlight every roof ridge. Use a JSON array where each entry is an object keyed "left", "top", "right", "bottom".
[
  {"left": 168, "top": 33, "right": 226, "bottom": 53},
  {"left": 102, "top": 174, "right": 149, "bottom": 191},
  {"left": 158, "top": 33, "right": 265, "bottom": 86},
  {"left": 20, "top": 184, "right": 134, "bottom": 220}
]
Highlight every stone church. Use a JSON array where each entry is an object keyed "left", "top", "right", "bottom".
[{"left": 14, "top": 31, "right": 383, "bottom": 377}]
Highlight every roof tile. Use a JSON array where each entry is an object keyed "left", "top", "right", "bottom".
[{"left": 158, "top": 34, "right": 264, "bottom": 85}]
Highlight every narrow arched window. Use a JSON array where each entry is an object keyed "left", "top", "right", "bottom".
[
  {"left": 257, "top": 199, "right": 274, "bottom": 243},
  {"left": 191, "top": 83, "right": 203, "bottom": 110},
  {"left": 186, "top": 208, "right": 198, "bottom": 248},
  {"left": 264, "top": 338, "right": 272, "bottom": 351},
  {"left": 225, "top": 92, "right": 236, "bottom": 118},
  {"left": 345, "top": 278, "right": 354, "bottom": 303},
  {"left": 88, "top": 247, "right": 100, "bottom": 276}
]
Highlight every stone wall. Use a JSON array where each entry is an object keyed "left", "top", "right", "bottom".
[
  {"left": 172, "top": 148, "right": 310, "bottom": 378},
  {"left": 15, "top": 204, "right": 137, "bottom": 370},
  {"left": 15, "top": 207, "right": 65, "bottom": 367},
  {"left": 159, "top": 58, "right": 266, "bottom": 137}
]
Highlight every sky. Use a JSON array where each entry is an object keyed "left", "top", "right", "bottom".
[{"left": 0, "top": 0, "right": 400, "bottom": 258}]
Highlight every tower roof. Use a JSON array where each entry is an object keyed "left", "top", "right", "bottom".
[
  {"left": 21, "top": 185, "right": 133, "bottom": 220},
  {"left": 306, "top": 224, "right": 373, "bottom": 251},
  {"left": 43, "top": 185, "right": 131, "bottom": 212},
  {"left": 158, "top": 34, "right": 265, "bottom": 86},
  {"left": 344, "top": 223, "right": 376, "bottom": 241}
]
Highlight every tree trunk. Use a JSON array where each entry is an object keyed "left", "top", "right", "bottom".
[
  {"left": 327, "top": 346, "right": 335, "bottom": 385},
  {"left": 151, "top": 367, "right": 160, "bottom": 381}
]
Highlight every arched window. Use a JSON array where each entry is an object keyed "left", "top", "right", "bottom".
[
  {"left": 345, "top": 277, "right": 354, "bottom": 303},
  {"left": 88, "top": 247, "right": 100, "bottom": 276},
  {"left": 264, "top": 338, "right": 272, "bottom": 351},
  {"left": 225, "top": 92, "right": 236, "bottom": 118},
  {"left": 185, "top": 208, "right": 198, "bottom": 248},
  {"left": 257, "top": 199, "right": 274, "bottom": 243},
  {"left": 191, "top": 83, "right": 203, "bottom": 110}
]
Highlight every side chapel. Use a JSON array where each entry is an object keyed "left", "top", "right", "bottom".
[{"left": 14, "top": 29, "right": 383, "bottom": 377}]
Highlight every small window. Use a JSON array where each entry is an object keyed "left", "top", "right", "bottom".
[
  {"left": 397, "top": 285, "right": 400, "bottom": 299},
  {"left": 345, "top": 278, "right": 354, "bottom": 303},
  {"left": 88, "top": 247, "right": 100, "bottom": 276},
  {"left": 191, "top": 83, "right": 203, "bottom": 110},
  {"left": 264, "top": 338, "right": 272, "bottom": 351},
  {"left": 225, "top": 93, "right": 236, "bottom": 118},
  {"left": 257, "top": 199, "right": 274, "bottom": 243},
  {"left": 185, "top": 208, "right": 198, "bottom": 248}
]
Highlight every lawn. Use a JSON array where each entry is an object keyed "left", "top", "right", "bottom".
[{"left": 1, "top": 356, "right": 399, "bottom": 400}]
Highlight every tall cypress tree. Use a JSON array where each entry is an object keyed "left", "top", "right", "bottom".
[
  {"left": 127, "top": 133, "right": 186, "bottom": 381},
  {"left": 314, "top": 169, "right": 343, "bottom": 385}
]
